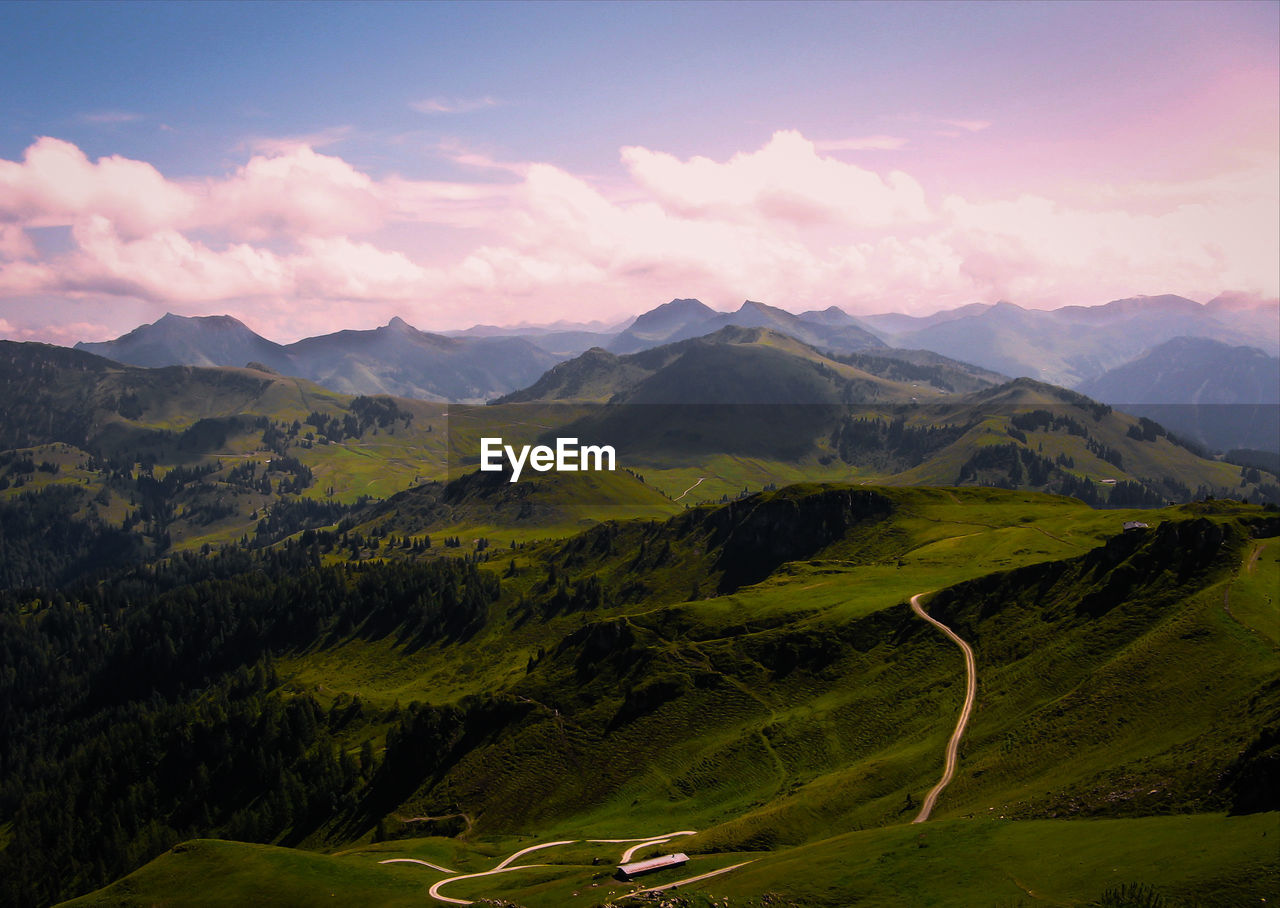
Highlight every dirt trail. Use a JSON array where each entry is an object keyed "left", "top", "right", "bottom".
[
  {"left": 414, "top": 831, "right": 705, "bottom": 905},
  {"left": 632, "top": 860, "right": 756, "bottom": 895},
  {"left": 426, "top": 840, "right": 577, "bottom": 905},
  {"left": 910, "top": 591, "right": 977, "bottom": 823},
  {"left": 379, "top": 857, "right": 455, "bottom": 873},
  {"left": 673, "top": 477, "right": 705, "bottom": 501}
]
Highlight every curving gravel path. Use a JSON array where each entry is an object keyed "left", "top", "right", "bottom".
[{"left": 910, "top": 591, "right": 977, "bottom": 823}]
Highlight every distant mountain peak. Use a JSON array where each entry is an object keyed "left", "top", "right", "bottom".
[
  {"left": 386, "top": 316, "right": 414, "bottom": 332},
  {"left": 649, "top": 298, "right": 715, "bottom": 318},
  {"left": 738, "top": 299, "right": 786, "bottom": 316},
  {"left": 609, "top": 295, "right": 884, "bottom": 355},
  {"left": 129, "top": 313, "right": 260, "bottom": 342}
]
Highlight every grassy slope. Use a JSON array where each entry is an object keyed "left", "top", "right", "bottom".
[
  {"left": 62, "top": 490, "right": 1276, "bottom": 906},
  {"left": 61, "top": 816, "right": 1279, "bottom": 907},
  {"left": 5, "top": 344, "right": 1271, "bottom": 563}
]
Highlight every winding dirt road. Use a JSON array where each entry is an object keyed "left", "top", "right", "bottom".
[
  {"left": 379, "top": 857, "right": 456, "bottom": 873},
  {"left": 425, "top": 840, "right": 576, "bottom": 905},
  {"left": 414, "top": 831, "right": 705, "bottom": 905},
  {"left": 633, "top": 860, "right": 756, "bottom": 894},
  {"left": 673, "top": 477, "right": 705, "bottom": 501},
  {"left": 909, "top": 591, "right": 977, "bottom": 823}
]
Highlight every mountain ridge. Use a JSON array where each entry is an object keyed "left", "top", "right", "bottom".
[
  {"left": 78, "top": 313, "right": 560, "bottom": 404},
  {"left": 63, "top": 292, "right": 1280, "bottom": 415}
]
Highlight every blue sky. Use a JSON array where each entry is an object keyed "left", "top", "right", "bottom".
[{"left": 0, "top": 1, "right": 1275, "bottom": 342}]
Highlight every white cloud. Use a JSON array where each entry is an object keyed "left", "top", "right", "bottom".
[
  {"left": 202, "top": 145, "right": 386, "bottom": 240},
  {"left": 244, "top": 125, "right": 355, "bottom": 155},
  {"left": 410, "top": 96, "right": 500, "bottom": 114},
  {"left": 0, "top": 129, "right": 1275, "bottom": 336},
  {"left": 815, "top": 135, "right": 910, "bottom": 152},
  {"left": 0, "top": 137, "right": 194, "bottom": 239},
  {"left": 78, "top": 111, "right": 144, "bottom": 125},
  {"left": 0, "top": 225, "right": 36, "bottom": 260},
  {"left": 434, "top": 139, "right": 529, "bottom": 175},
  {"left": 620, "top": 130, "right": 932, "bottom": 228},
  {"left": 940, "top": 118, "right": 991, "bottom": 133}
]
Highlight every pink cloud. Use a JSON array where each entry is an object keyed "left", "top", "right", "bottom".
[
  {"left": 620, "top": 130, "right": 932, "bottom": 228},
  {"left": 0, "top": 137, "right": 194, "bottom": 239},
  {"left": 0, "top": 129, "right": 1274, "bottom": 337},
  {"left": 0, "top": 259, "right": 59, "bottom": 297},
  {"left": 410, "top": 96, "right": 500, "bottom": 115},
  {"left": 78, "top": 111, "right": 145, "bottom": 125},
  {"left": 940, "top": 119, "right": 991, "bottom": 133},
  {"left": 434, "top": 139, "right": 530, "bottom": 176},
  {"left": 291, "top": 236, "right": 431, "bottom": 299},
  {"left": 202, "top": 145, "right": 386, "bottom": 240},
  {"left": 0, "top": 225, "right": 36, "bottom": 260},
  {"left": 0, "top": 318, "right": 111, "bottom": 345},
  {"left": 243, "top": 125, "right": 354, "bottom": 155},
  {"left": 816, "top": 135, "right": 910, "bottom": 152}
]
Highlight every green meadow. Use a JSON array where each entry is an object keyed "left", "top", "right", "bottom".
[{"left": 51, "top": 485, "right": 1279, "bottom": 907}]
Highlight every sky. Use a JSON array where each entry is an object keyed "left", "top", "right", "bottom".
[{"left": 0, "top": 0, "right": 1276, "bottom": 345}]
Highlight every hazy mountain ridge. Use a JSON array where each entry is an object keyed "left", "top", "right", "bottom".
[
  {"left": 865, "top": 294, "right": 1279, "bottom": 387},
  {"left": 1077, "top": 336, "right": 1279, "bottom": 405},
  {"left": 487, "top": 332, "right": 1274, "bottom": 506},
  {"left": 66, "top": 294, "right": 1279, "bottom": 424},
  {"left": 1076, "top": 336, "right": 1280, "bottom": 452},
  {"left": 495, "top": 325, "right": 999, "bottom": 406},
  {"left": 608, "top": 298, "right": 886, "bottom": 355},
  {"left": 78, "top": 314, "right": 560, "bottom": 404}
]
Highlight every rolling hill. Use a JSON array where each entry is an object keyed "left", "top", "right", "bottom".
[
  {"left": 486, "top": 329, "right": 1277, "bottom": 507},
  {"left": 0, "top": 340, "right": 453, "bottom": 574},
  {"left": 14, "top": 486, "right": 1276, "bottom": 907},
  {"left": 4, "top": 334, "right": 1278, "bottom": 907},
  {"left": 4, "top": 332, "right": 1275, "bottom": 581},
  {"left": 497, "top": 325, "right": 996, "bottom": 406}
]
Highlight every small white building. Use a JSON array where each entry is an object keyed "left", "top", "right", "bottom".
[{"left": 616, "top": 853, "right": 689, "bottom": 881}]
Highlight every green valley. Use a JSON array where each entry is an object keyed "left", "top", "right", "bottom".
[
  {"left": 0, "top": 338, "right": 1277, "bottom": 907},
  {"left": 0, "top": 483, "right": 1272, "bottom": 906}
]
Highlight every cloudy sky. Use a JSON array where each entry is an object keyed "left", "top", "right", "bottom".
[{"left": 0, "top": 0, "right": 1276, "bottom": 344}]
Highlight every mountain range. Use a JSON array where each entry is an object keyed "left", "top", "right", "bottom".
[
  {"left": 76, "top": 314, "right": 561, "bottom": 403},
  {"left": 606, "top": 297, "right": 886, "bottom": 355},
  {"left": 67, "top": 292, "right": 1279, "bottom": 450},
  {"left": 863, "top": 293, "right": 1279, "bottom": 388},
  {"left": 3, "top": 319, "right": 1279, "bottom": 907},
  {"left": 1076, "top": 336, "right": 1280, "bottom": 453},
  {"left": 495, "top": 325, "right": 1003, "bottom": 405}
]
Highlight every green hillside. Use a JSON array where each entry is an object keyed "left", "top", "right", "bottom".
[
  {"left": 2, "top": 339, "right": 1273, "bottom": 590},
  {"left": 3, "top": 339, "right": 1278, "bottom": 907},
  {"left": 494, "top": 325, "right": 972, "bottom": 406},
  {"left": 482, "top": 332, "right": 1280, "bottom": 507},
  {"left": 58, "top": 813, "right": 1280, "bottom": 908},
  {"left": 1, "top": 484, "right": 1270, "bottom": 906}
]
